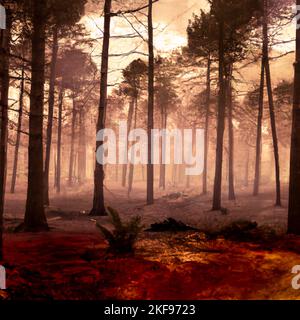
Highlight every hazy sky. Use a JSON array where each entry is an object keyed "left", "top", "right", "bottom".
[
  {"left": 84, "top": 0, "right": 208, "bottom": 88},
  {"left": 84, "top": 0, "right": 294, "bottom": 93}
]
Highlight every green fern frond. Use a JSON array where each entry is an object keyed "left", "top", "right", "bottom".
[
  {"left": 107, "top": 206, "right": 123, "bottom": 230},
  {"left": 96, "top": 222, "right": 115, "bottom": 244}
]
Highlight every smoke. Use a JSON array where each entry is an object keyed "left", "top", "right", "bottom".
[{"left": 154, "top": 0, "right": 208, "bottom": 34}]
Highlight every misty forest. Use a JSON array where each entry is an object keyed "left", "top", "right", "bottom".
[{"left": 1, "top": 0, "right": 300, "bottom": 300}]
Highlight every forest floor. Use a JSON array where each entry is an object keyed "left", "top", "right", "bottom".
[{"left": 1, "top": 182, "right": 300, "bottom": 300}]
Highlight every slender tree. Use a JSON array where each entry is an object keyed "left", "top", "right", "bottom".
[
  {"left": 44, "top": 27, "right": 58, "bottom": 204},
  {"left": 68, "top": 92, "right": 77, "bottom": 186},
  {"left": 212, "top": 0, "right": 226, "bottom": 211},
  {"left": 0, "top": 4, "right": 12, "bottom": 259},
  {"left": 264, "top": 0, "right": 281, "bottom": 206},
  {"left": 288, "top": 0, "right": 300, "bottom": 234},
  {"left": 43, "top": 0, "right": 86, "bottom": 205},
  {"left": 77, "top": 107, "right": 87, "bottom": 184},
  {"left": 90, "top": 0, "right": 112, "bottom": 216},
  {"left": 226, "top": 66, "right": 235, "bottom": 200},
  {"left": 56, "top": 84, "right": 64, "bottom": 193},
  {"left": 121, "top": 59, "right": 147, "bottom": 188},
  {"left": 10, "top": 59, "right": 25, "bottom": 194},
  {"left": 24, "top": 0, "right": 48, "bottom": 231},
  {"left": 253, "top": 61, "right": 265, "bottom": 196},
  {"left": 155, "top": 58, "right": 178, "bottom": 190},
  {"left": 147, "top": 0, "right": 154, "bottom": 205},
  {"left": 210, "top": 0, "right": 260, "bottom": 210},
  {"left": 187, "top": 11, "right": 217, "bottom": 195}
]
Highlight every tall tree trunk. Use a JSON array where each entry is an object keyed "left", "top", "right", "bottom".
[
  {"left": 24, "top": 0, "right": 48, "bottom": 231},
  {"left": 147, "top": 0, "right": 154, "bottom": 205},
  {"left": 227, "top": 68, "right": 235, "bottom": 201},
  {"left": 90, "top": 0, "right": 112, "bottom": 216},
  {"left": 128, "top": 99, "right": 138, "bottom": 196},
  {"left": 288, "top": 0, "right": 300, "bottom": 234},
  {"left": 56, "top": 84, "right": 64, "bottom": 193},
  {"left": 122, "top": 98, "right": 134, "bottom": 187},
  {"left": 54, "top": 148, "right": 57, "bottom": 187},
  {"left": 203, "top": 57, "right": 211, "bottom": 195},
  {"left": 10, "top": 59, "right": 25, "bottom": 194},
  {"left": 159, "top": 103, "right": 167, "bottom": 190},
  {"left": 68, "top": 95, "right": 77, "bottom": 186},
  {"left": 244, "top": 147, "right": 250, "bottom": 187},
  {"left": 78, "top": 108, "right": 86, "bottom": 184},
  {"left": 253, "top": 57, "right": 265, "bottom": 196},
  {"left": 212, "top": 11, "right": 226, "bottom": 211},
  {"left": 263, "top": 0, "right": 281, "bottom": 206},
  {"left": 44, "top": 27, "right": 58, "bottom": 206},
  {"left": 0, "top": 8, "right": 11, "bottom": 260}
]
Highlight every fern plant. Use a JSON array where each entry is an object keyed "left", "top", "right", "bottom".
[{"left": 96, "top": 207, "right": 143, "bottom": 253}]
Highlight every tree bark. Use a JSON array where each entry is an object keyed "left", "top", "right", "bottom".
[
  {"left": 288, "top": 0, "right": 300, "bottom": 234},
  {"left": 244, "top": 147, "right": 250, "bottom": 187},
  {"left": 121, "top": 98, "right": 134, "bottom": 187},
  {"left": 227, "top": 68, "right": 235, "bottom": 201},
  {"left": 44, "top": 27, "right": 58, "bottom": 206},
  {"left": 253, "top": 57, "right": 265, "bottom": 196},
  {"left": 56, "top": 84, "right": 64, "bottom": 194},
  {"left": 10, "top": 56, "right": 25, "bottom": 194},
  {"left": 263, "top": 0, "right": 281, "bottom": 206},
  {"left": 24, "top": 0, "right": 48, "bottom": 231},
  {"left": 159, "top": 103, "right": 167, "bottom": 190},
  {"left": 78, "top": 108, "right": 86, "bottom": 184},
  {"left": 128, "top": 98, "right": 138, "bottom": 196},
  {"left": 203, "top": 57, "right": 211, "bottom": 195},
  {"left": 90, "top": 0, "right": 112, "bottom": 216},
  {"left": 0, "top": 9, "right": 11, "bottom": 260},
  {"left": 68, "top": 95, "right": 77, "bottom": 186},
  {"left": 212, "top": 11, "right": 226, "bottom": 211},
  {"left": 147, "top": 0, "right": 154, "bottom": 205}
]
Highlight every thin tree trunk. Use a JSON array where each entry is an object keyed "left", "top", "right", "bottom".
[
  {"left": 10, "top": 59, "right": 25, "bottom": 194},
  {"left": 122, "top": 98, "right": 134, "bottom": 187},
  {"left": 0, "top": 9, "right": 12, "bottom": 260},
  {"left": 227, "top": 68, "right": 236, "bottom": 201},
  {"left": 253, "top": 57, "right": 265, "bottom": 196},
  {"left": 24, "top": 0, "right": 48, "bottom": 231},
  {"left": 159, "top": 104, "right": 167, "bottom": 190},
  {"left": 265, "top": 60, "right": 281, "bottom": 206},
  {"left": 128, "top": 99, "right": 138, "bottom": 196},
  {"left": 288, "top": 0, "right": 300, "bottom": 234},
  {"left": 203, "top": 57, "right": 211, "bottom": 195},
  {"left": 244, "top": 147, "right": 250, "bottom": 187},
  {"left": 263, "top": 0, "right": 281, "bottom": 206},
  {"left": 90, "top": 0, "right": 112, "bottom": 216},
  {"left": 44, "top": 27, "right": 58, "bottom": 206},
  {"left": 56, "top": 84, "right": 64, "bottom": 193},
  {"left": 53, "top": 148, "right": 57, "bottom": 188},
  {"left": 68, "top": 96, "right": 77, "bottom": 186},
  {"left": 147, "top": 0, "right": 154, "bottom": 205},
  {"left": 78, "top": 108, "right": 86, "bottom": 184},
  {"left": 212, "top": 12, "right": 226, "bottom": 211}
]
